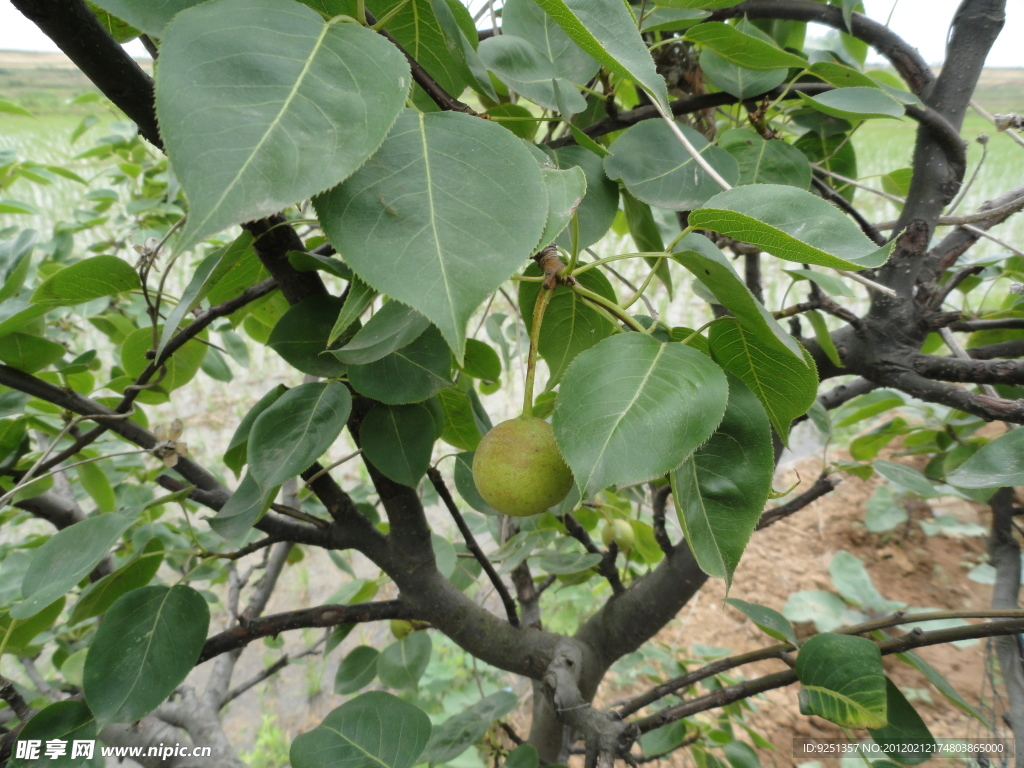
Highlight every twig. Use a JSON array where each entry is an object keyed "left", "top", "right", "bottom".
[
  {"left": 927, "top": 264, "right": 986, "bottom": 310},
  {"left": 198, "top": 534, "right": 280, "bottom": 562},
  {"left": 817, "top": 165, "right": 1024, "bottom": 259},
  {"left": 19, "top": 657, "right": 57, "bottom": 701},
  {"left": 757, "top": 473, "right": 839, "bottom": 530},
  {"left": 428, "top": 468, "right": 520, "bottom": 626},
  {"left": 269, "top": 502, "right": 331, "bottom": 529},
  {"left": 499, "top": 722, "right": 524, "bottom": 746},
  {"left": 198, "top": 600, "right": 410, "bottom": 663},
  {"left": 810, "top": 176, "right": 886, "bottom": 246},
  {"left": 222, "top": 636, "right": 324, "bottom": 706},
  {"left": 876, "top": 194, "right": 1024, "bottom": 230},
  {"left": 33, "top": 277, "right": 278, "bottom": 477},
  {"left": 834, "top": 269, "right": 898, "bottom": 298},
  {"left": 561, "top": 512, "right": 625, "bottom": 594},
  {"left": 546, "top": 83, "right": 833, "bottom": 149},
  {"left": 634, "top": 613, "right": 1024, "bottom": 732},
  {"left": 365, "top": 10, "right": 477, "bottom": 115},
  {"left": 972, "top": 99, "right": 1024, "bottom": 151}
]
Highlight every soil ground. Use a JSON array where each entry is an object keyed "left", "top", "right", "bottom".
[{"left": 594, "top": 448, "right": 1002, "bottom": 767}]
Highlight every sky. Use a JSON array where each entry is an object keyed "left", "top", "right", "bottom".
[{"left": 0, "top": 0, "right": 1020, "bottom": 67}]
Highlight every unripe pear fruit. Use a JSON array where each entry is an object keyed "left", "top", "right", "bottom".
[
  {"left": 472, "top": 417, "right": 574, "bottom": 517},
  {"left": 390, "top": 619, "right": 414, "bottom": 640},
  {"left": 601, "top": 519, "right": 635, "bottom": 549}
]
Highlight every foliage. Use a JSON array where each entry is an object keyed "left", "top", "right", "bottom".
[{"left": 0, "top": 0, "right": 1021, "bottom": 765}]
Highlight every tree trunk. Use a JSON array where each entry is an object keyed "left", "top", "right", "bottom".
[{"left": 988, "top": 487, "right": 1024, "bottom": 766}]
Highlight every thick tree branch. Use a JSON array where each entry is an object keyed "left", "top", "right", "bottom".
[
  {"left": 988, "top": 488, "right": 1024, "bottom": 760},
  {"left": 542, "top": 639, "right": 637, "bottom": 768},
  {"left": 13, "top": 490, "right": 85, "bottom": 531},
  {"left": 98, "top": 717, "right": 221, "bottom": 768},
  {"left": 817, "top": 377, "right": 879, "bottom": 411},
  {"left": 951, "top": 317, "right": 1024, "bottom": 332},
  {"left": 246, "top": 215, "right": 327, "bottom": 303},
  {"left": 875, "top": 0, "right": 1004, "bottom": 299},
  {"left": 10, "top": 0, "right": 161, "bottom": 147},
  {"left": 913, "top": 354, "right": 1024, "bottom": 384},
  {"left": 967, "top": 339, "right": 1024, "bottom": 360},
  {"left": 575, "top": 541, "right": 707, "bottom": 682},
  {"left": 301, "top": 463, "right": 363, "bottom": 525},
  {"left": 348, "top": 401, "right": 562, "bottom": 683},
  {"left": 868, "top": 367, "right": 1024, "bottom": 422}
]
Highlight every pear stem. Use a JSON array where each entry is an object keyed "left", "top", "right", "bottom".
[{"left": 522, "top": 285, "right": 554, "bottom": 419}]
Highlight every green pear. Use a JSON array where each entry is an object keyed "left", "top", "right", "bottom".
[
  {"left": 472, "top": 417, "right": 574, "bottom": 517},
  {"left": 601, "top": 519, "right": 635, "bottom": 549},
  {"left": 390, "top": 619, "right": 414, "bottom": 640}
]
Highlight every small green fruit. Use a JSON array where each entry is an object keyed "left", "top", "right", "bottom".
[
  {"left": 472, "top": 417, "right": 574, "bottom": 517},
  {"left": 390, "top": 619, "right": 414, "bottom": 640},
  {"left": 601, "top": 520, "right": 635, "bottom": 549}
]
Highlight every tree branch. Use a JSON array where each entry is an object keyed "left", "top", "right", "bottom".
[
  {"left": 988, "top": 488, "right": 1024, "bottom": 761},
  {"left": 365, "top": 10, "right": 477, "bottom": 115},
  {"left": 913, "top": 354, "right": 1024, "bottom": 384},
  {"left": 966, "top": 338, "right": 1024, "bottom": 360},
  {"left": 197, "top": 601, "right": 408, "bottom": 664},
  {"left": 14, "top": 490, "right": 85, "bottom": 531},
  {"left": 950, "top": 317, "right": 1024, "bottom": 333},
  {"left": 428, "top": 467, "right": 520, "bottom": 626},
  {"left": 817, "top": 377, "right": 879, "bottom": 411},
  {"left": 757, "top": 474, "right": 841, "bottom": 530},
  {"left": 350, "top": 401, "right": 562, "bottom": 683},
  {"left": 0, "top": 367, "right": 327, "bottom": 546},
  {"left": 561, "top": 512, "right": 625, "bottom": 595},
  {"left": 811, "top": 176, "right": 886, "bottom": 246},
  {"left": 875, "top": 0, "right": 1004, "bottom": 298},
  {"left": 542, "top": 639, "right": 638, "bottom": 768},
  {"left": 0, "top": 674, "right": 33, "bottom": 723},
  {"left": 547, "top": 83, "right": 832, "bottom": 149},
  {"left": 709, "top": 1, "right": 934, "bottom": 93},
  {"left": 921, "top": 182, "right": 1024, "bottom": 285},
  {"left": 221, "top": 637, "right": 325, "bottom": 706},
  {"left": 868, "top": 366, "right": 1024, "bottom": 422},
  {"left": 33, "top": 277, "right": 280, "bottom": 478},
  {"left": 10, "top": 0, "right": 161, "bottom": 146},
  {"left": 633, "top": 614, "right": 1024, "bottom": 732},
  {"left": 206, "top": 541, "right": 293, "bottom": 706}
]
